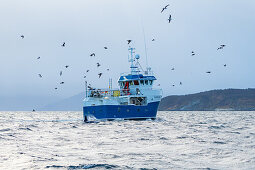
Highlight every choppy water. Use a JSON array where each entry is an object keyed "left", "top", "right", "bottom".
[{"left": 0, "top": 111, "right": 255, "bottom": 169}]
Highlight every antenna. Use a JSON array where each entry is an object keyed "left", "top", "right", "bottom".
[
  {"left": 141, "top": 22, "right": 149, "bottom": 69},
  {"left": 85, "top": 81, "right": 88, "bottom": 98}
]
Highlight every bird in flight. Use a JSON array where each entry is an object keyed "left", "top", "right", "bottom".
[
  {"left": 224, "top": 64, "right": 227, "bottom": 67},
  {"left": 84, "top": 75, "right": 86, "bottom": 78},
  {"left": 21, "top": 35, "right": 24, "bottom": 39},
  {"left": 191, "top": 51, "right": 195, "bottom": 56},
  {"left": 62, "top": 42, "right": 65, "bottom": 47},
  {"left": 104, "top": 47, "right": 108, "bottom": 49},
  {"left": 60, "top": 71, "right": 62, "bottom": 76},
  {"left": 88, "top": 85, "right": 93, "bottom": 90},
  {"left": 180, "top": 82, "right": 182, "bottom": 85},
  {"left": 98, "top": 73, "right": 103, "bottom": 78},
  {"left": 152, "top": 39, "right": 155, "bottom": 41},
  {"left": 90, "top": 53, "right": 95, "bottom": 57},
  {"left": 217, "top": 44, "right": 226, "bottom": 50},
  {"left": 157, "top": 84, "right": 160, "bottom": 86},
  {"left": 37, "top": 57, "right": 40, "bottom": 59},
  {"left": 206, "top": 71, "right": 211, "bottom": 74},
  {"left": 172, "top": 84, "right": 175, "bottom": 87},
  {"left": 97, "top": 63, "right": 101, "bottom": 67},
  {"left": 86, "top": 69, "right": 89, "bottom": 73},
  {"left": 168, "top": 15, "right": 172, "bottom": 23},
  {"left": 60, "top": 82, "right": 64, "bottom": 84},
  {"left": 65, "top": 65, "right": 69, "bottom": 68},
  {"left": 171, "top": 67, "right": 175, "bottom": 71},
  {"left": 38, "top": 74, "right": 42, "bottom": 78},
  {"left": 127, "top": 40, "right": 132, "bottom": 44},
  {"left": 106, "top": 69, "right": 109, "bottom": 71},
  {"left": 55, "top": 87, "right": 58, "bottom": 90},
  {"left": 161, "top": 4, "right": 169, "bottom": 13}
]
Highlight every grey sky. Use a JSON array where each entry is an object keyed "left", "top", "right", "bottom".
[{"left": 0, "top": 0, "right": 255, "bottom": 104}]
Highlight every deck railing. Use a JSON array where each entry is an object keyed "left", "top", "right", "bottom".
[
  {"left": 87, "top": 87, "right": 161, "bottom": 98},
  {"left": 87, "top": 88, "right": 131, "bottom": 98}
]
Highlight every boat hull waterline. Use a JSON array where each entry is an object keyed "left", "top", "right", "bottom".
[{"left": 83, "top": 101, "right": 160, "bottom": 121}]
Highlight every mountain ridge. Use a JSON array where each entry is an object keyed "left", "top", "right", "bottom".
[
  {"left": 38, "top": 88, "right": 255, "bottom": 111},
  {"left": 158, "top": 88, "right": 255, "bottom": 111}
]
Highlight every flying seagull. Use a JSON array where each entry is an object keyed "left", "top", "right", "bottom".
[
  {"left": 104, "top": 47, "right": 108, "bottom": 49},
  {"left": 38, "top": 74, "right": 42, "bottom": 78},
  {"left": 191, "top": 51, "right": 195, "bottom": 56},
  {"left": 86, "top": 69, "right": 89, "bottom": 73},
  {"left": 180, "top": 82, "right": 182, "bottom": 85},
  {"left": 83, "top": 75, "right": 86, "bottom": 78},
  {"left": 55, "top": 87, "right": 58, "bottom": 90},
  {"left": 171, "top": 67, "right": 175, "bottom": 70},
  {"left": 172, "top": 84, "right": 175, "bottom": 87},
  {"left": 127, "top": 40, "right": 132, "bottom": 44},
  {"left": 88, "top": 85, "right": 93, "bottom": 90},
  {"left": 161, "top": 4, "right": 169, "bottom": 13},
  {"left": 168, "top": 15, "right": 172, "bottom": 23},
  {"left": 62, "top": 42, "right": 65, "bottom": 47},
  {"left": 206, "top": 71, "right": 211, "bottom": 74},
  {"left": 224, "top": 64, "right": 227, "bottom": 67},
  {"left": 21, "top": 35, "right": 24, "bottom": 39},
  {"left": 217, "top": 45, "right": 226, "bottom": 50},
  {"left": 65, "top": 65, "right": 69, "bottom": 68},
  {"left": 37, "top": 57, "right": 40, "bottom": 59},
  {"left": 152, "top": 39, "right": 155, "bottom": 41},
  {"left": 60, "top": 82, "right": 64, "bottom": 84},
  {"left": 97, "top": 63, "right": 101, "bottom": 67},
  {"left": 90, "top": 53, "right": 95, "bottom": 57},
  {"left": 98, "top": 73, "right": 102, "bottom": 78},
  {"left": 60, "top": 71, "right": 62, "bottom": 76},
  {"left": 106, "top": 69, "right": 109, "bottom": 71}
]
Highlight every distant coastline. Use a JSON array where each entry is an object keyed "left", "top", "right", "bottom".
[
  {"left": 1, "top": 88, "right": 255, "bottom": 111},
  {"left": 158, "top": 88, "right": 255, "bottom": 111}
]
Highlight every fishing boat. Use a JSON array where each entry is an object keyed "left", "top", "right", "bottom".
[{"left": 83, "top": 47, "right": 162, "bottom": 121}]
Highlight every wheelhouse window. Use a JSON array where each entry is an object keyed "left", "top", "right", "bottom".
[
  {"left": 129, "top": 81, "right": 134, "bottom": 85},
  {"left": 134, "top": 80, "right": 139, "bottom": 85},
  {"left": 149, "top": 80, "right": 153, "bottom": 85},
  {"left": 119, "top": 82, "right": 124, "bottom": 87},
  {"left": 145, "top": 80, "right": 148, "bottom": 85},
  {"left": 140, "top": 80, "right": 144, "bottom": 85}
]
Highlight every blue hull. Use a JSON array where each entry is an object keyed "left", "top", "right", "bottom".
[{"left": 83, "top": 101, "right": 160, "bottom": 121}]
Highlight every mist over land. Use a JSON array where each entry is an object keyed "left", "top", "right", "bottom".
[{"left": 22, "top": 88, "right": 255, "bottom": 111}]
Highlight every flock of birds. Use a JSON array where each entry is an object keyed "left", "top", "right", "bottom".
[
  {"left": 159, "top": 4, "right": 227, "bottom": 87},
  {"left": 19, "top": 4, "right": 228, "bottom": 94},
  {"left": 20, "top": 34, "right": 112, "bottom": 90},
  {"left": 167, "top": 43, "right": 227, "bottom": 87},
  {"left": 161, "top": 4, "right": 172, "bottom": 23}
]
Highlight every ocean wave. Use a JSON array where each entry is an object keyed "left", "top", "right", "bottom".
[{"left": 46, "top": 164, "right": 128, "bottom": 169}]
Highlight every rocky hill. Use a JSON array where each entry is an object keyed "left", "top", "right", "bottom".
[
  {"left": 158, "top": 89, "right": 255, "bottom": 111},
  {"left": 39, "top": 88, "right": 255, "bottom": 111}
]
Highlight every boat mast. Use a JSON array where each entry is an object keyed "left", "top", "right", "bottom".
[
  {"left": 85, "top": 81, "right": 88, "bottom": 98},
  {"left": 128, "top": 47, "right": 138, "bottom": 75}
]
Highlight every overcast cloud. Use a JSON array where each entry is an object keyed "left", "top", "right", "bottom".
[{"left": 0, "top": 0, "right": 255, "bottom": 108}]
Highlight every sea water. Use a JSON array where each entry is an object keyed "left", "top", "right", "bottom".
[{"left": 0, "top": 111, "right": 255, "bottom": 169}]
